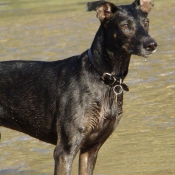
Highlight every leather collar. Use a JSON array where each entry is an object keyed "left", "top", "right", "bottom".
[{"left": 87, "top": 49, "right": 129, "bottom": 94}]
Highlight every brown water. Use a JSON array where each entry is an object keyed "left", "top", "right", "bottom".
[{"left": 0, "top": 0, "right": 175, "bottom": 174}]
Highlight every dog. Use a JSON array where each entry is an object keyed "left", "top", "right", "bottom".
[{"left": 0, "top": 0, "right": 157, "bottom": 174}]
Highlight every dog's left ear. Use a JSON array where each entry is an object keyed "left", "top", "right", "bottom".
[
  {"left": 87, "top": 1, "right": 118, "bottom": 23},
  {"left": 133, "top": 0, "right": 154, "bottom": 14}
]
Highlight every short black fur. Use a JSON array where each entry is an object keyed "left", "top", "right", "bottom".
[{"left": 0, "top": 0, "right": 157, "bottom": 175}]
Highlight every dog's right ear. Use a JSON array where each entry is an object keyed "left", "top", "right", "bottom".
[
  {"left": 133, "top": 0, "right": 154, "bottom": 14},
  {"left": 87, "top": 1, "right": 118, "bottom": 23}
]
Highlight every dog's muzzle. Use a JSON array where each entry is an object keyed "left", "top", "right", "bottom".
[{"left": 143, "top": 37, "right": 158, "bottom": 55}]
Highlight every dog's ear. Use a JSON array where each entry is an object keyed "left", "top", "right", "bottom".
[
  {"left": 133, "top": 0, "right": 154, "bottom": 14},
  {"left": 87, "top": 1, "right": 118, "bottom": 22}
]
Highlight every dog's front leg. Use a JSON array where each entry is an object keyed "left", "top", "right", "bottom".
[
  {"left": 79, "top": 143, "right": 103, "bottom": 175},
  {"left": 53, "top": 128, "right": 84, "bottom": 175},
  {"left": 53, "top": 144, "right": 77, "bottom": 175}
]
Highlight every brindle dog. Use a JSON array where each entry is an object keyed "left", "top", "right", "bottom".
[{"left": 0, "top": 0, "right": 157, "bottom": 174}]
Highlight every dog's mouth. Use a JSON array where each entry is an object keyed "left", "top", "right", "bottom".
[
  {"left": 143, "top": 48, "right": 157, "bottom": 58},
  {"left": 129, "top": 48, "right": 157, "bottom": 58},
  {"left": 128, "top": 38, "right": 158, "bottom": 58},
  {"left": 125, "top": 42, "right": 157, "bottom": 58}
]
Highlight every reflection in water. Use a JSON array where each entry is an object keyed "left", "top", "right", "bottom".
[{"left": 0, "top": 0, "right": 175, "bottom": 174}]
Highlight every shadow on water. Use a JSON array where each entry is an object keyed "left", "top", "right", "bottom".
[
  {"left": 0, "top": 0, "right": 175, "bottom": 175},
  {"left": 0, "top": 169, "right": 38, "bottom": 175}
]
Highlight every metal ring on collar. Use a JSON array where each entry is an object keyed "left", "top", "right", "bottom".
[{"left": 113, "top": 84, "right": 123, "bottom": 95}]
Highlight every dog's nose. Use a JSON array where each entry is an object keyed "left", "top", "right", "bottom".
[{"left": 145, "top": 40, "right": 157, "bottom": 52}]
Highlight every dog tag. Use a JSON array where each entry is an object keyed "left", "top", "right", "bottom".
[{"left": 121, "top": 83, "right": 129, "bottom": 91}]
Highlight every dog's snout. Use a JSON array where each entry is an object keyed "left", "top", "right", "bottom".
[
  {"left": 146, "top": 42, "right": 157, "bottom": 51},
  {"left": 141, "top": 38, "right": 157, "bottom": 57},
  {"left": 145, "top": 40, "right": 157, "bottom": 52}
]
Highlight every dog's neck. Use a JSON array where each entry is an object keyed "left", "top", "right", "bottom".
[{"left": 90, "top": 25, "right": 131, "bottom": 79}]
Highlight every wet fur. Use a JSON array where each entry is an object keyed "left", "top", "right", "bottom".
[{"left": 0, "top": 0, "right": 157, "bottom": 175}]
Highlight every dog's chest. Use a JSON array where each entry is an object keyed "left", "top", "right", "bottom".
[{"left": 84, "top": 93, "right": 123, "bottom": 144}]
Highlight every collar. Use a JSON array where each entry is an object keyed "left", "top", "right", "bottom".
[{"left": 87, "top": 49, "right": 129, "bottom": 95}]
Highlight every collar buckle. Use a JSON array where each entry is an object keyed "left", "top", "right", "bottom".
[
  {"left": 101, "top": 73, "right": 116, "bottom": 86},
  {"left": 87, "top": 49, "right": 129, "bottom": 94}
]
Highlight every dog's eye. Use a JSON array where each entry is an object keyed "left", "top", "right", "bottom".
[
  {"left": 121, "top": 24, "right": 129, "bottom": 30},
  {"left": 144, "top": 20, "right": 149, "bottom": 27}
]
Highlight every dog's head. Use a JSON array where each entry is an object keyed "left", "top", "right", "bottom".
[{"left": 87, "top": 0, "right": 157, "bottom": 58}]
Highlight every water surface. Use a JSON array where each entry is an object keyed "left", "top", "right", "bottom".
[{"left": 0, "top": 0, "right": 175, "bottom": 174}]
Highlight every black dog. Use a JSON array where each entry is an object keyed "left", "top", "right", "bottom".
[{"left": 0, "top": 0, "right": 157, "bottom": 174}]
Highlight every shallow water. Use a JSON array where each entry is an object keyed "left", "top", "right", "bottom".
[{"left": 0, "top": 0, "right": 175, "bottom": 174}]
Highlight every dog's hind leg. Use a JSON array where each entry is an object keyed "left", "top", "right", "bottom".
[{"left": 78, "top": 143, "right": 103, "bottom": 175}]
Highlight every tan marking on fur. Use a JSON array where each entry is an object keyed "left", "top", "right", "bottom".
[
  {"left": 84, "top": 101, "right": 101, "bottom": 135},
  {"left": 114, "top": 33, "right": 117, "bottom": 39}
]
